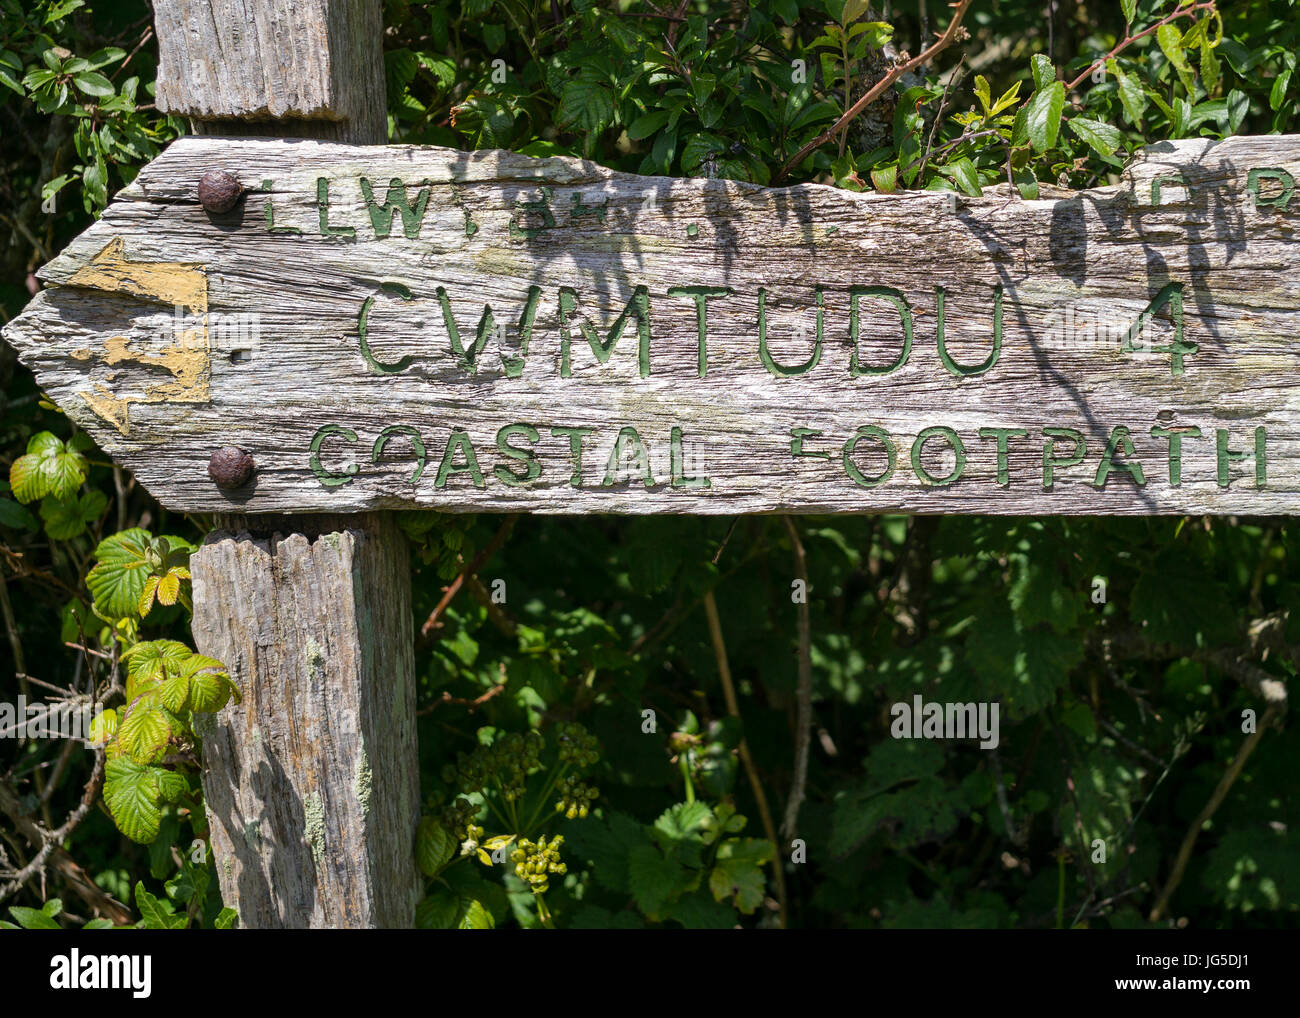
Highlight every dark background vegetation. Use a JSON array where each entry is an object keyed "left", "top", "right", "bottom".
[{"left": 0, "top": 0, "right": 1296, "bottom": 928}]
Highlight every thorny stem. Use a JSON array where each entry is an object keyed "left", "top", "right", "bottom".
[
  {"left": 1064, "top": 2, "right": 1218, "bottom": 93},
  {"left": 775, "top": 0, "right": 973, "bottom": 183}
]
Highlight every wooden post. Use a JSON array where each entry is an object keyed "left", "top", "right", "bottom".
[
  {"left": 191, "top": 515, "right": 418, "bottom": 927},
  {"left": 151, "top": 1, "right": 421, "bottom": 927}
]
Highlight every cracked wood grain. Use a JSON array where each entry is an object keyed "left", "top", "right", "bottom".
[
  {"left": 4, "top": 133, "right": 1299, "bottom": 515},
  {"left": 191, "top": 514, "right": 420, "bottom": 928}
]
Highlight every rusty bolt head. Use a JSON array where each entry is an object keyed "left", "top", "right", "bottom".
[
  {"left": 197, "top": 169, "right": 243, "bottom": 214},
  {"left": 209, "top": 447, "right": 254, "bottom": 489}
]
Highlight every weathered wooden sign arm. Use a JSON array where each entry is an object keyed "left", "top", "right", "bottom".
[{"left": 7, "top": 135, "right": 1298, "bottom": 516}]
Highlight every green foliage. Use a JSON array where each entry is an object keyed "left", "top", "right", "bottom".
[{"left": 0, "top": 0, "right": 180, "bottom": 214}]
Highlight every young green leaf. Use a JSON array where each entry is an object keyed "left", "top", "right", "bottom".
[
  {"left": 1108, "top": 60, "right": 1147, "bottom": 127},
  {"left": 1157, "top": 23, "right": 1197, "bottom": 95},
  {"left": 1270, "top": 68, "right": 1291, "bottom": 112},
  {"left": 1024, "top": 82, "right": 1065, "bottom": 153},
  {"left": 87, "top": 528, "right": 153, "bottom": 618},
  {"left": 1200, "top": 38, "right": 1221, "bottom": 96},
  {"left": 1068, "top": 117, "right": 1124, "bottom": 157},
  {"left": 39, "top": 488, "right": 107, "bottom": 540},
  {"left": 870, "top": 163, "right": 898, "bottom": 193},
  {"left": 1030, "top": 53, "right": 1056, "bottom": 93},
  {"left": 457, "top": 898, "right": 495, "bottom": 929},
  {"left": 708, "top": 838, "right": 774, "bottom": 914},
  {"left": 9, "top": 432, "right": 88, "bottom": 503},
  {"left": 944, "top": 157, "right": 983, "bottom": 197},
  {"left": 116, "top": 702, "right": 172, "bottom": 764},
  {"left": 104, "top": 757, "right": 163, "bottom": 843}
]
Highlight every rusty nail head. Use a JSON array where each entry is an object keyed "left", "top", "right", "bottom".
[
  {"left": 209, "top": 447, "right": 254, "bottom": 489},
  {"left": 198, "top": 169, "right": 243, "bottom": 214}
]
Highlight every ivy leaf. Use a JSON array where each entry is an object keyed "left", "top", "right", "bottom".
[
  {"left": 104, "top": 757, "right": 162, "bottom": 843},
  {"left": 1024, "top": 82, "right": 1065, "bottom": 153},
  {"left": 1067, "top": 117, "right": 1123, "bottom": 158},
  {"left": 9, "top": 431, "right": 87, "bottom": 503},
  {"left": 87, "top": 527, "right": 153, "bottom": 618},
  {"left": 709, "top": 838, "right": 773, "bottom": 914},
  {"left": 213, "top": 908, "right": 237, "bottom": 929}
]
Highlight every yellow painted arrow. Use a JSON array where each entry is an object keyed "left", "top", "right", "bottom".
[
  {"left": 68, "top": 237, "right": 207, "bottom": 312},
  {"left": 65, "top": 239, "right": 210, "bottom": 436}
]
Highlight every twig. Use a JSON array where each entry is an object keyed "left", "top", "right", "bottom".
[
  {"left": 420, "top": 515, "right": 518, "bottom": 638},
  {"left": 918, "top": 57, "right": 966, "bottom": 182},
  {"left": 774, "top": 0, "right": 973, "bottom": 183},
  {"left": 711, "top": 517, "right": 740, "bottom": 565},
  {"left": 1070, "top": 731, "right": 1188, "bottom": 928},
  {"left": 0, "top": 749, "right": 110, "bottom": 905},
  {"left": 417, "top": 682, "right": 506, "bottom": 717},
  {"left": 1148, "top": 704, "right": 1280, "bottom": 923},
  {"left": 465, "top": 573, "right": 518, "bottom": 639},
  {"left": 1064, "top": 2, "right": 1217, "bottom": 92},
  {"left": 780, "top": 517, "right": 813, "bottom": 841},
  {"left": 903, "top": 127, "right": 1002, "bottom": 180},
  {"left": 702, "top": 590, "right": 787, "bottom": 928}
]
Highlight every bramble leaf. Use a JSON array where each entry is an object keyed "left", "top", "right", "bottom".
[
  {"left": 10, "top": 431, "right": 87, "bottom": 503},
  {"left": 104, "top": 757, "right": 162, "bottom": 843},
  {"left": 87, "top": 528, "right": 153, "bottom": 618}
]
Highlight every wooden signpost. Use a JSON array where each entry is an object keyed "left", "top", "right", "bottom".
[
  {"left": 3, "top": 0, "right": 1298, "bottom": 929},
  {"left": 5, "top": 135, "right": 1300, "bottom": 515}
]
